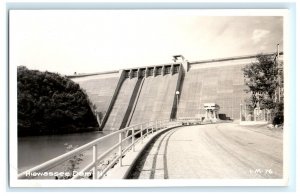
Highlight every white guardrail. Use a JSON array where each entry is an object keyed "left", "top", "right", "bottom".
[{"left": 18, "top": 119, "right": 187, "bottom": 180}]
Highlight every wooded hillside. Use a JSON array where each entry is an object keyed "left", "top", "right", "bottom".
[{"left": 18, "top": 66, "right": 98, "bottom": 136}]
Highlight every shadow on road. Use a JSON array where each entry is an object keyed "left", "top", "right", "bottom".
[{"left": 126, "top": 128, "right": 178, "bottom": 179}]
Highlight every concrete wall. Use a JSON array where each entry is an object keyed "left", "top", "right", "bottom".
[
  {"left": 177, "top": 63, "right": 248, "bottom": 120},
  {"left": 71, "top": 72, "right": 120, "bottom": 127}
]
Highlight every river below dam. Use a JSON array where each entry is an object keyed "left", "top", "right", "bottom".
[{"left": 18, "top": 130, "right": 122, "bottom": 174}]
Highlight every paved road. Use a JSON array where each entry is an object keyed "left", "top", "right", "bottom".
[{"left": 128, "top": 123, "right": 283, "bottom": 179}]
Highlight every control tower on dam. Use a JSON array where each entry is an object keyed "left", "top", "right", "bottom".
[{"left": 69, "top": 52, "right": 283, "bottom": 131}]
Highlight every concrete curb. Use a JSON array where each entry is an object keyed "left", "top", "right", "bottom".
[{"left": 102, "top": 125, "right": 182, "bottom": 179}]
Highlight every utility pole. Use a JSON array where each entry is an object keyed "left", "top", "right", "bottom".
[
  {"left": 176, "top": 91, "right": 180, "bottom": 119},
  {"left": 277, "top": 44, "right": 281, "bottom": 102},
  {"left": 276, "top": 44, "right": 283, "bottom": 103}
]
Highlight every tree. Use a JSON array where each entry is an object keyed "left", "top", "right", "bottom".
[
  {"left": 242, "top": 54, "right": 283, "bottom": 124},
  {"left": 17, "top": 66, "right": 99, "bottom": 136}
]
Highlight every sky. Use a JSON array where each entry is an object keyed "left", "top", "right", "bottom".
[{"left": 9, "top": 10, "right": 284, "bottom": 75}]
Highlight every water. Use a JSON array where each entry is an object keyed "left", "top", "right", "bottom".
[{"left": 18, "top": 130, "right": 121, "bottom": 174}]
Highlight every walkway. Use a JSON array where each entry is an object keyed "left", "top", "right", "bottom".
[{"left": 127, "top": 123, "right": 283, "bottom": 179}]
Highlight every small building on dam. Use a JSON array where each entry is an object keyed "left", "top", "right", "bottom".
[{"left": 69, "top": 52, "right": 283, "bottom": 131}]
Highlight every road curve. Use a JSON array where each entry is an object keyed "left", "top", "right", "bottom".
[{"left": 127, "top": 123, "right": 283, "bottom": 179}]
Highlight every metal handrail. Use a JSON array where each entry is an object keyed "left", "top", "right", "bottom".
[{"left": 18, "top": 119, "right": 181, "bottom": 179}]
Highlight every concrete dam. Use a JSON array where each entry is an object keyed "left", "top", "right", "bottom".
[{"left": 70, "top": 53, "right": 282, "bottom": 131}]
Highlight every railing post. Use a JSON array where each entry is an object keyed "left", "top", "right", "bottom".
[
  {"left": 140, "top": 124, "right": 143, "bottom": 143},
  {"left": 92, "top": 145, "right": 98, "bottom": 179},
  {"left": 155, "top": 121, "right": 158, "bottom": 131},
  {"left": 131, "top": 129, "right": 135, "bottom": 152},
  {"left": 151, "top": 124, "right": 154, "bottom": 134},
  {"left": 119, "top": 132, "right": 122, "bottom": 167},
  {"left": 146, "top": 123, "right": 149, "bottom": 137}
]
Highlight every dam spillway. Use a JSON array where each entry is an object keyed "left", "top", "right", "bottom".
[
  {"left": 103, "top": 77, "right": 139, "bottom": 131},
  {"left": 70, "top": 52, "right": 283, "bottom": 131},
  {"left": 128, "top": 66, "right": 182, "bottom": 126}
]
